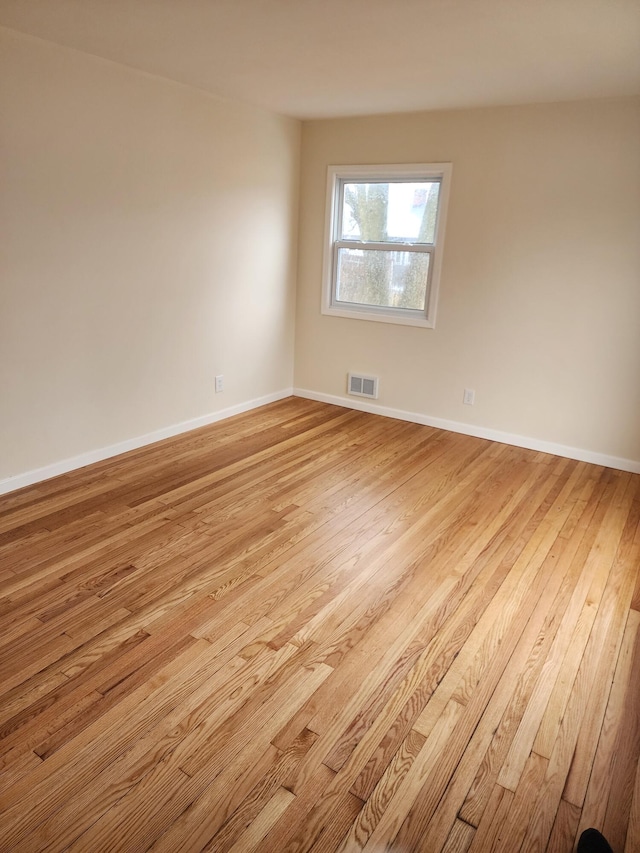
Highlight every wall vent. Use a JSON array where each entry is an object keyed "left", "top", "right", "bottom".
[{"left": 347, "top": 373, "right": 379, "bottom": 399}]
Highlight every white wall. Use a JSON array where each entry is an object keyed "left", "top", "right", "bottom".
[
  {"left": 295, "top": 98, "right": 640, "bottom": 467},
  {"left": 0, "top": 28, "right": 300, "bottom": 485}
]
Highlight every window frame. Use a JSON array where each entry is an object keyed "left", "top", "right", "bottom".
[{"left": 321, "top": 163, "right": 452, "bottom": 328}]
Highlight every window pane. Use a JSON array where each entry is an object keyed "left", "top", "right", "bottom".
[
  {"left": 336, "top": 248, "right": 430, "bottom": 311},
  {"left": 341, "top": 181, "right": 440, "bottom": 244}
]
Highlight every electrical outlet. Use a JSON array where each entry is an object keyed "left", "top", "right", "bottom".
[
  {"left": 215, "top": 375, "right": 224, "bottom": 393},
  {"left": 463, "top": 388, "right": 475, "bottom": 405}
]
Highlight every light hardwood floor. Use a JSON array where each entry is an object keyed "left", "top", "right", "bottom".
[{"left": 1, "top": 398, "right": 639, "bottom": 852}]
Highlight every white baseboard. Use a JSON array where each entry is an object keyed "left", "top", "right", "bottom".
[
  {"left": 0, "top": 389, "right": 293, "bottom": 496},
  {"left": 3, "top": 386, "right": 638, "bottom": 496},
  {"left": 293, "top": 388, "right": 640, "bottom": 475}
]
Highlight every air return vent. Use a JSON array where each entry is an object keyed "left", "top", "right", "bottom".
[{"left": 347, "top": 373, "right": 379, "bottom": 399}]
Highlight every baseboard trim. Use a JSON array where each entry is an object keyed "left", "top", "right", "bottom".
[
  {"left": 3, "top": 386, "right": 637, "bottom": 495},
  {"left": 0, "top": 389, "right": 293, "bottom": 496},
  {"left": 293, "top": 388, "right": 640, "bottom": 475}
]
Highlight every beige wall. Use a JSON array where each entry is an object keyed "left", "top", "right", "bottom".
[
  {"left": 0, "top": 28, "right": 300, "bottom": 483},
  {"left": 2, "top": 28, "right": 638, "bottom": 486},
  {"left": 295, "top": 98, "right": 640, "bottom": 465}
]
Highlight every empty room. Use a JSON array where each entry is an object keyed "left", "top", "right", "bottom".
[{"left": 1, "top": 1, "right": 639, "bottom": 851}]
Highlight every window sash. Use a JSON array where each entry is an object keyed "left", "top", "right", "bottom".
[
  {"left": 332, "top": 244, "right": 435, "bottom": 313},
  {"left": 336, "top": 177, "right": 442, "bottom": 248}
]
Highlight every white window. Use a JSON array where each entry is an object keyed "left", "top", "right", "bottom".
[{"left": 321, "top": 163, "right": 452, "bottom": 328}]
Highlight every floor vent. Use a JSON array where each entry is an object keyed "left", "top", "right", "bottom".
[{"left": 348, "top": 373, "right": 379, "bottom": 399}]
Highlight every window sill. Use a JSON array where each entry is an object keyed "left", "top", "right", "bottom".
[{"left": 321, "top": 303, "right": 434, "bottom": 328}]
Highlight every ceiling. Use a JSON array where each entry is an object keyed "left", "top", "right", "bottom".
[{"left": 1, "top": 0, "right": 639, "bottom": 119}]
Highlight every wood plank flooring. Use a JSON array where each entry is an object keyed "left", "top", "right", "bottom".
[{"left": 1, "top": 397, "right": 639, "bottom": 852}]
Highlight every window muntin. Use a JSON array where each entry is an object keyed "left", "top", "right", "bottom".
[{"left": 322, "top": 164, "right": 451, "bottom": 328}]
